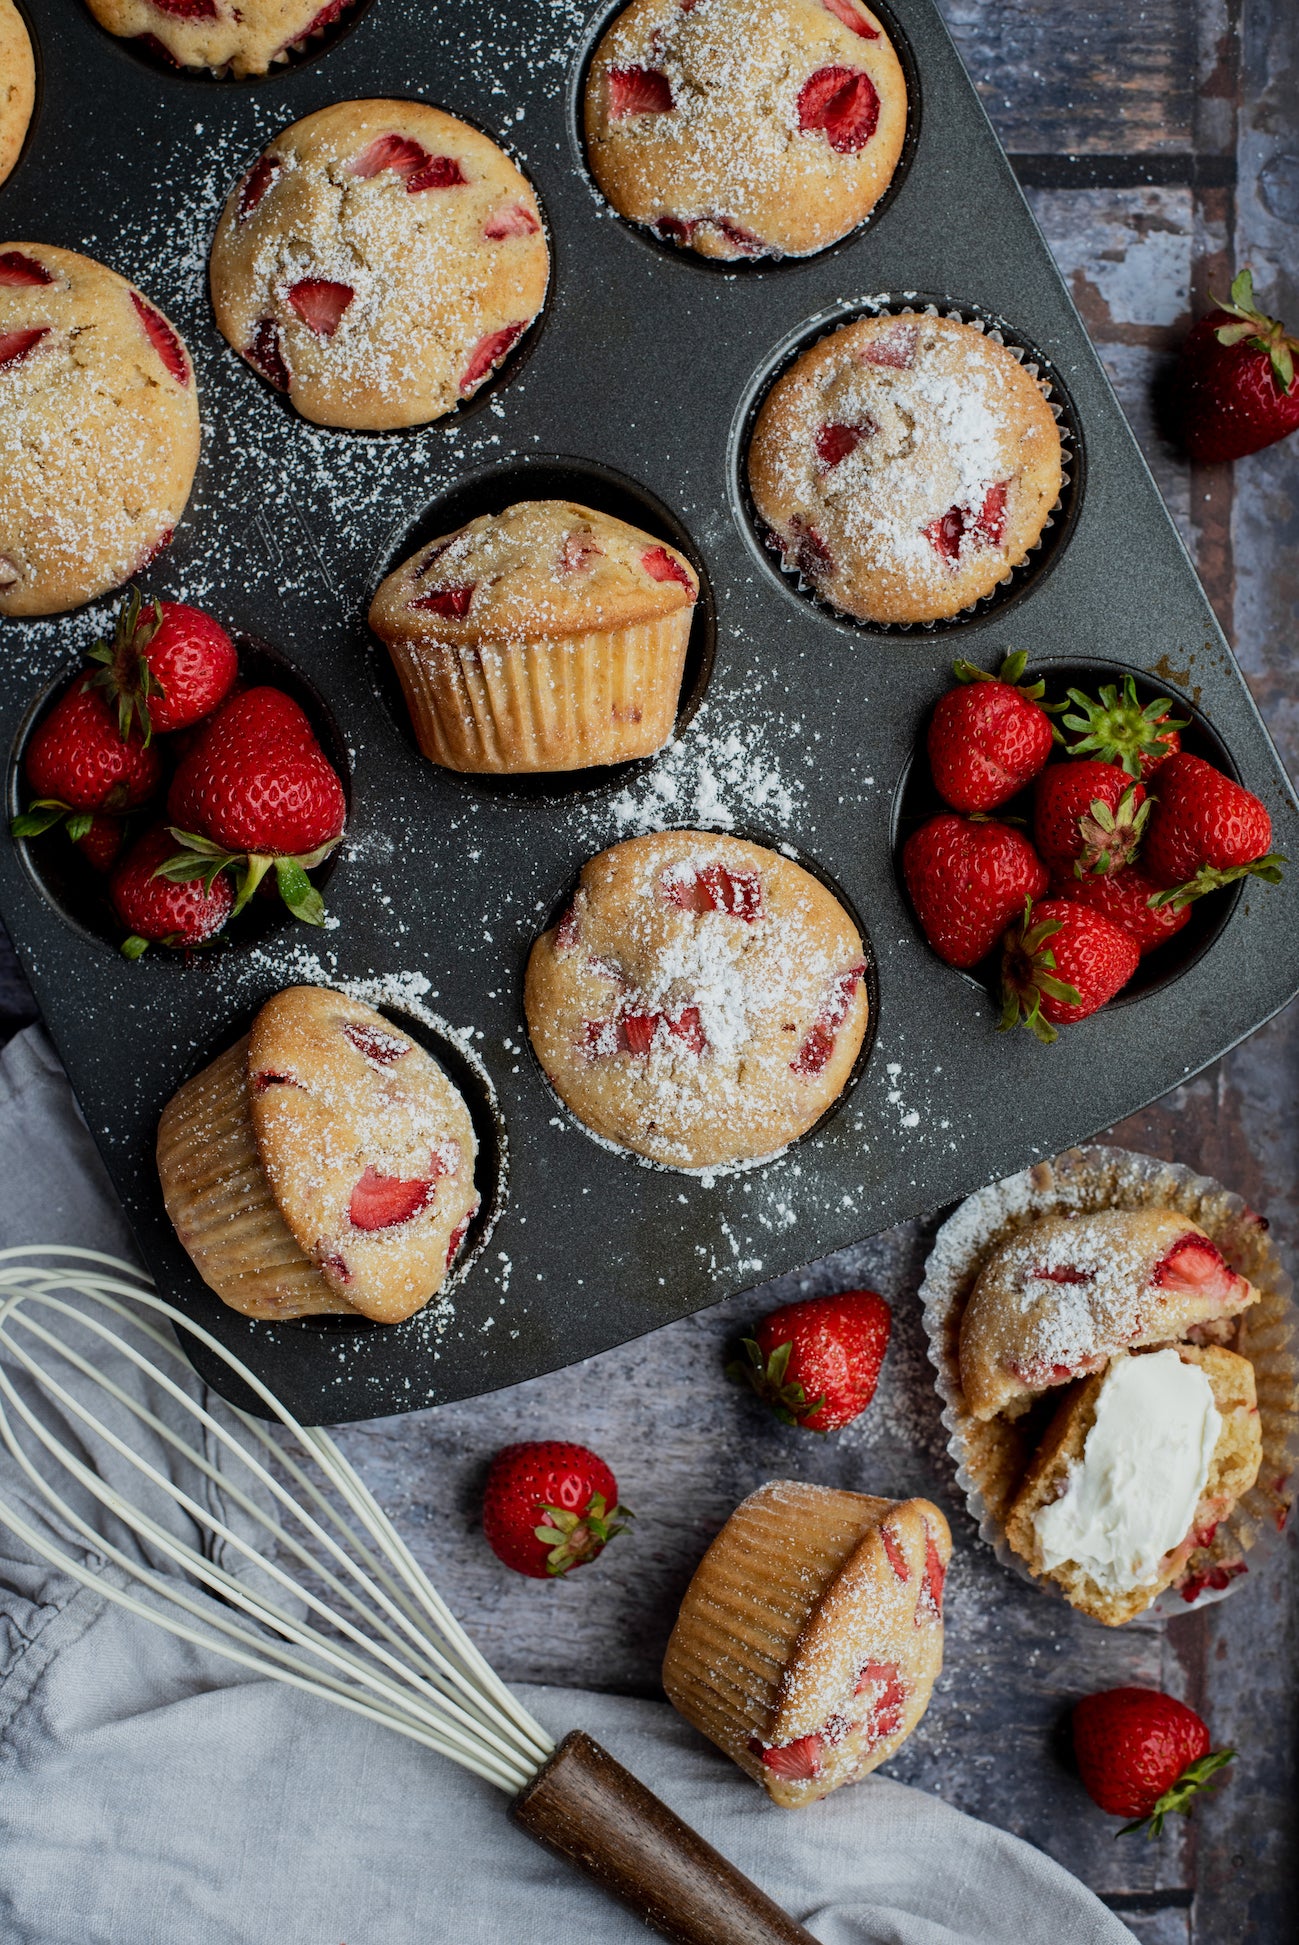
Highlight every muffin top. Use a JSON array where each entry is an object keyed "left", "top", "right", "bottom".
[
  {"left": 524, "top": 830, "right": 868, "bottom": 1169},
  {"left": 369, "top": 500, "right": 699, "bottom": 647},
  {"left": 209, "top": 100, "right": 549, "bottom": 431},
  {"left": 0, "top": 0, "right": 35, "bottom": 191},
  {"left": 83, "top": 0, "right": 358, "bottom": 79},
  {"left": 584, "top": 0, "right": 907, "bottom": 260},
  {"left": 0, "top": 244, "right": 199, "bottom": 617},
  {"left": 748, "top": 312, "right": 1064, "bottom": 624},
  {"left": 248, "top": 986, "right": 480, "bottom": 1324}
]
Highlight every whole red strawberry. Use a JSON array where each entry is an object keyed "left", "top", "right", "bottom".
[
  {"left": 1142, "top": 752, "right": 1283, "bottom": 902},
  {"left": 165, "top": 687, "right": 347, "bottom": 924},
  {"left": 903, "top": 814, "right": 1048, "bottom": 969},
  {"left": 1054, "top": 867, "right": 1191, "bottom": 956},
  {"left": 482, "top": 1441, "right": 631, "bottom": 1578},
  {"left": 86, "top": 589, "right": 238, "bottom": 743},
  {"left": 110, "top": 825, "right": 234, "bottom": 958},
  {"left": 1177, "top": 269, "right": 1299, "bottom": 464},
  {"left": 74, "top": 816, "right": 125, "bottom": 874},
  {"left": 13, "top": 683, "right": 161, "bottom": 847},
  {"left": 1073, "top": 1688, "right": 1233, "bottom": 1836},
  {"left": 1060, "top": 675, "right": 1186, "bottom": 779},
  {"left": 730, "top": 1289, "right": 892, "bottom": 1431},
  {"left": 1033, "top": 759, "right": 1148, "bottom": 879},
  {"left": 1001, "top": 895, "right": 1139, "bottom": 1042},
  {"left": 926, "top": 651, "right": 1056, "bottom": 812}
]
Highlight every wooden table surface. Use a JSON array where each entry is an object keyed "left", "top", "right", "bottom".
[{"left": 1, "top": 3, "right": 1295, "bottom": 1940}]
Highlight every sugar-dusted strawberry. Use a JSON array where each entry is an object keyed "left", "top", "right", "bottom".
[
  {"left": 1142, "top": 752, "right": 1284, "bottom": 904},
  {"left": 1073, "top": 1688, "right": 1233, "bottom": 1836},
  {"left": 927, "top": 651, "right": 1057, "bottom": 812},
  {"left": 86, "top": 589, "right": 239, "bottom": 743},
  {"left": 287, "top": 278, "right": 354, "bottom": 337},
  {"left": 730, "top": 1289, "right": 892, "bottom": 1432},
  {"left": 1060, "top": 674, "right": 1187, "bottom": 779},
  {"left": 797, "top": 66, "right": 880, "bottom": 153},
  {"left": 1001, "top": 895, "right": 1139, "bottom": 1043},
  {"left": 903, "top": 814, "right": 1048, "bottom": 969},
  {"left": 1176, "top": 269, "right": 1299, "bottom": 464},
  {"left": 13, "top": 682, "right": 161, "bottom": 848},
  {"left": 111, "top": 825, "right": 234, "bottom": 959},
  {"left": 1033, "top": 759, "right": 1148, "bottom": 878},
  {"left": 482, "top": 1441, "right": 631, "bottom": 1579},
  {"left": 1053, "top": 867, "right": 1191, "bottom": 956},
  {"left": 164, "top": 687, "right": 346, "bottom": 925}
]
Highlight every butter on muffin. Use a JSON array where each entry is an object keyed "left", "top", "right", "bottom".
[
  {"left": 369, "top": 500, "right": 698, "bottom": 773},
  {"left": 748, "top": 311, "right": 1063, "bottom": 624},
  {"left": 584, "top": 0, "right": 907, "bottom": 261},
  {"left": 524, "top": 830, "right": 868, "bottom": 1169},
  {"left": 0, "top": 0, "right": 35, "bottom": 191},
  {"left": 0, "top": 244, "right": 199, "bottom": 618},
  {"left": 209, "top": 100, "right": 549, "bottom": 431},
  {"left": 83, "top": 0, "right": 361, "bottom": 78},
  {"left": 157, "top": 987, "right": 480, "bottom": 1324},
  {"left": 664, "top": 1482, "right": 950, "bottom": 1805}
]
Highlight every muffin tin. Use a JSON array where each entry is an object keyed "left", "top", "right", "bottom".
[{"left": 1, "top": 0, "right": 1297, "bottom": 1423}]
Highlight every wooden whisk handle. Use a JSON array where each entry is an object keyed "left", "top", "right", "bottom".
[{"left": 509, "top": 1730, "right": 818, "bottom": 1945}]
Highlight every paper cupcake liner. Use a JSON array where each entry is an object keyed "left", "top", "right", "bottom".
[
  {"left": 156, "top": 1037, "right": 349, "bottom": 1321},
  {"left": 919, "top": 1144, "right": 1298, "bottom": 1619},
  {"left": 387, "top": 611, "right": 690, "bottom": 773}
]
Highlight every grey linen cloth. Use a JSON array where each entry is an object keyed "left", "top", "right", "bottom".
[{"left": 0, "top": 1025, "right": 1135, "bottom": 1945}]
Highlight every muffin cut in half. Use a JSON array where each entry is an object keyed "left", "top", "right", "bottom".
[
  {"left": 663, "top": 1481, "right": 949, "bottom": 1806},
  {"left": 370, "top": 501, "right": 698, "bottom": 773},
  {"left": 157, "top": 987, "right": 480, "bottom": 1324}
]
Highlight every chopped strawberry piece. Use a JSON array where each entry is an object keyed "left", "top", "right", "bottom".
[
  {"left": 348, "top": 1166, "right": 436, "bottom": 1231},
  {"left": 655, "top": 215, "right": 696, "bottom": 244},
  {"left": 248, "top": 319, "right": 291, "bottom": 392},
  {"left": 560, "top": 532, "right": 602, "bottom": 572},
  {"left": 406, "top": 155, "right": 469, "bottom": 192},
  {"left": 640, "top": 545, "right": 694, "bottom": 592},
  {"left": 445, "top": 1207, "right": 475, "bottom": 1269},
  {"left": 284, "top": 0, "right": 350, "bottom": 42},
  {"left": 663, "top": 864, "right": 762, "bottom": 919},
  {"left": 758, "top": 1733, "right": 822, "bottom": 1781},
  {"left": 1032, "top": 1264, "right": 1093, "bottom": 1285},
  {"left": 608, "top": 66, "right": 674, "bottom": 117},
  {"left": 0, "top": 328, "right": 48, "bottom": 370},
  {"left": 792, "top": 965, "right": 863, "bottom": 1076},
  {"left": 351, "top": 133, "right": 431, "bottom": 179},
  {"left": 133, "top": 528, "right": 173, "bottom": 577},
  {"left": 320, "top": 1251, "right": 352, "bottom": 1283},
  {"left": 815, "top": 419, "right": 875, "bottom": 467},
  {"left": 926, "top": 482, "right": 1011, "bottom": 565},
  {"left": 712, "top": 217, "right": 765, "bottom": 255},
  {"left": 917, "top": 1530, "right": 946, "bottom": 1621},
  {"left": 797, "top": 66, "right": 881, "bottom": 153},
  {"left": 620, "top": 1013, "right": 658, "bottom": 1055},
  {"left": 238, "top": 157, "right": 281, "bottom": 223},
  {"left": 411, "top": 584, "right": 475, "bottom": 618},
  {"left": 856, "top": 1661, "right": 906, "bottom": 1741},
  {"left": 791, "top": 1023, "right": 835, "bottom": 1076},
  {"left": 288, "top": 278, "right": 354, "bottom": 338},
  {"left": 786, "top": 515, "right": 833, "bottom": 581},
  {"left": 554, "top": 902, "right": 581, "bottom": 951},
  {"left": 130, "top": 294, "right": 189, "bottom": 383},
  {"left": 860, "top": 324, "right": 918, "bottom": 369},
  {"left": 148, "top": 0, "right": 217, "bottom": 15},
  {"left": 484, "top": 202, "right": 541, "bottom": 239},
  {"left": 821, "top": 0, "right": 880, "bottom": 36},
  {"left": 1180, "top": 1559, "right": 1246, "bottom": 1603},
  {"left": 342, "top": 1021, "right": 409, "bottom": 1064},
  {"left": 460, "top": 321, "right": 526, "bottom": 394},
  {"left": 880, "top": 1524, "right": 910, "bottom": 1581},
  {"left": 975, "top": 479, "right": 1009, "bottom": 545},
  {"left": 1191, "top": 1520, "right": 1220, "bottom": 1550},
  {"left": 0, "top": 251, "right": 52, "bottom": 287},
  {"left": 253, "top": 1070, "right": 301, "bottom": 1092},
  {"left": 1152, "top": 1233, "right": 1244, "bottom": 1302},
  {"left": 668, "top": 1005, "right": 706, "bottom": 1053},
  {"left": 925, "top": 506, "right": 966, "bottom": 564},
  {"left": 1009, "top": 1352, "right": 1108, "bottom": 1390}
]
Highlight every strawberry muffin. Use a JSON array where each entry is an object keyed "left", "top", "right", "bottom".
[
  {"left": 82, "top": 0, "right": 360, "bottom": 78},
  {"left": 524, "top": 831, "right": 869, "bottom": 1169},
  {"left": 663, "top": 1481, "right": 950, "bottom": 1804},
  {"left": 584, "top": 0, "right": 907, "bottom": 261},
  {"left": 0, "top": 0, "right": 34, "bottom": 191},
  {"left": 748, "top": 311, "right": 1064, "bottom": 624},
  {"left": 369, "top": 500, "right": 698, "bottom": 772},
  {"left": 0, "top": 245, "right": 200, "bottom": 618},
  {"left": 209, "top": 100, "right": 549, "bottom": 431},
  {"left": 158, "top": 987, "right": 481, "bottom": 1324}
]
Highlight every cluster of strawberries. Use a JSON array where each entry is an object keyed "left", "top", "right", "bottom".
[
  {"left": 903, "top": 654, "right": 1284, "bottom": 1042},
  {"left": 12, "top": 591, "right": 347, "bottom": 957}
]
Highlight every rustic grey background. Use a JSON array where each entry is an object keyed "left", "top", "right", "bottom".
[{"left": 0, "top": 2, "right": 1294, "bottom": 1940}]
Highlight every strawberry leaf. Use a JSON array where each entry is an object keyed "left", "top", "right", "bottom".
[
  {"left": 275, "top": 857, "right": 326, "bottom": 926},
  {"left": 1117, "top": 1747, "right": 1235, "bottom": 1840},
  {"left": 1228, "top": 268, "right": 1255, "bottom": 312},
  {"left": 120, "top": 934, "right": 150, "bottom": 961},
  {"left": 11, "top": 801, "right": 70, "bottom": 838},
  {"left": 65, "top": 811, "right": 93, "bottom": 843}
]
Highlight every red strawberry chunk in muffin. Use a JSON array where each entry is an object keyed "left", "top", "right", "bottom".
[
  {"left": 757, "top": 1733, "right": 823, "bottom": 1781},
  {"left": 348, "top": 1163, "right": 441, "bottom": 1232},
  {"left": 1152, "top": 1233, "right": 1246, "bottom": 1303},
  {"left": 785, "top": 515, "right": 834, "bottom": 581},
  {"left": 822, "top": 0, "right": 880, "bottom": 35},
  {"left": 925, "top": 482, "right": 1009, "bottom": 565},
  {"left": 792, "top": 965, "right": 864, "bottom": 1076},
  {"left": 248, "top": 319, "right": 291, "bottom": 391},
  {"left": 560, "top": 531, "right": 602, "bottom": 572},
  {"left": 444, "top": 1207, "right": 476, "bottom": 1269},
  {"left": 342, "top": 1021, "right": 409, "bottom": 1064},
  {"left": 816, "top": 419, "right": 876, "bottom": 467},
  {"left": 586, "top": 1006, "right": 707, "bottom": 1057},
  {"left": 856, "top": 1661, "right": 906, "bottom": 1740},
  {"left": 880, "top": 1524, "right": 910, "bottom": 1581},
  {"left": 609, "top": 66, "right": 675, "bottom": 118},
  {"left": 916, "top": 1530, "right": 946, "bottom": 1621},
  {"left": 411, "top": 584, "right": 475, "bottom": 618},
  {"left": 640, "top": 545, "right": 695, "bottom": 592},
  {"left": 350, "top": 134, "right": 432, "bottom": 179},
  {"left": 253, "top": 1070, "right": 301, "bottom": 1092},
  {"left": 859, "top": 323, "right": 917, "bottom": 368},
  {"left": 288, "top": 279, "right": 354, "bottom": 338},
  {"left": 149, "top": 0, "right": 217, "bottom": 16},
  {"left": 460, "top": 322, "right": 526, "bottom": 394},
  {"left": 407, "top": 156, "right": 469, "bottom": 192},
  {"left": 662, "top": 864, "right": 762, "bottom": 919},
  {"left": 484, "top": 203, "right": 541, "bottom": 239},
  {"left": 238, "top": 157, "right": 282, "bottom": 223},
  {"left": 0, "top": 328, "right": 48, "bottom": 369},
  {"left": 797, "top": 67, "right": 881, "bottom": 154},
  {"left": 0, "top": 252, "right": 53, "bottom": 287},
  {"left": 130, "top": 295, "right": 189, "bottom": 382}
]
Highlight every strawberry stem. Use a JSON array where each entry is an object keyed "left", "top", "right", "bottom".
[
  {"left": 1147, "top": 852, "right": 1287, "bottom": 910},
  {"left": 727, "top": 1335, "right": 826, "bottom": 1429},
  {"left": 1116, "top": 1747, "right": 1235, "bottom": 1840}
]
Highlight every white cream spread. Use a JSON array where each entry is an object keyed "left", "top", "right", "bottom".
[{"left": 1034, "top": 1350, "right": 1221, "bottom": 1593}]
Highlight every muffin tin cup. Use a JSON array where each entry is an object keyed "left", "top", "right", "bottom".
[{"left": 918, "top": 1144, "right": 1299, "bottom": 1620}]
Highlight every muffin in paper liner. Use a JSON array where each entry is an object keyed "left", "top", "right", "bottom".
[{"left": 919, "top": 1144, "right": 1297, "bottom": 1618}]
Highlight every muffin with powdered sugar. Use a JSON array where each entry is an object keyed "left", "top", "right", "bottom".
[
  {"left": 83, "top": 0, "right": 363, "bottom": 79},
  {"left": 0, "top": 0, "right": 34, "bottom": 191}
]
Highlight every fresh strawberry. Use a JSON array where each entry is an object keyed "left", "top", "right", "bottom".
[
  {"left": 74, "top": 816, "right": 125, "bottom": 874},
  {"left": 482, "top": 1441, "right": 631, "bottom": 1578},
  {"left": 287, "top": 279, "right": 353, "bottom": 337},
  {"left": 730, "top": 1289, "right": 892, "bottom": 1431},
  {"left": 1033, "top": 759, "right": 1148, "bottom": 878},
  {"left": 1059, "top": 675, "right": 1186, "bottom": 778},
  {"left": 165, "top": 687, "right": 346, "bottom": 925},
  {"left": 1176, "top": 269, "right": 1299, "bottom": 464},
  {"left": 86, "top": 589, "right": 238, "bottom": 743},
  {"left": 1073, "top": 1688, "right": 1233, "bottom": 1836},
  {"left": 1001, "top": 896, "right": 1139, "bottom": 1042},
  {"left": 111, "top": 825, "right": 233, "bottom": 959},
  {"left": 927, "top": 651, "right": 1056, "bottom": 812},
  {"left": 797, "top": 66, "right": 880, "bottom": 153},
  {"left": 14, "top": 683, "right": 161, "bottom": 848},
  {"left": 1053, "top": 867, "right": 1191, "bottom": 956},
  {"left": 1142, "top": 752, "right": 1284, "bottom": 904},
  {"left": 903, "top": 814, "right": 1048, "bottom": 969}
]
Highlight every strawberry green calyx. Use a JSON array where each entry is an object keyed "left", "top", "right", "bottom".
[
  {"left": 534, "top": 1491, "right": 632, "bottom": 1577},
  {"left": 727, "top": 1335, "right": 826, "bottom": 1428},
  {"left": 157, "top": 827, "right": 340, "bottom": 926},
  {"left": 11, "top": 798, "right": 96, "bottom": 844},
  {"left": 953, "top": 648, "right": 1051, "bottom": 704},
  {"left": 999, "top": 900, "right": 1082, "bottom": 1046},
  {"left": 1061, "top": 676, "right": 1188, "bottom": 778},
  {"left": 1076, "top": 783, "right": 1150, "bottom": 876},
  {"left": 86, "top": 588, "right": 166, "bottom": 746},
  {"left": 1118, "top": 1747, "right": 1235, "bottom": 1840},
  {"left": 1147, "top": 851, "right": 1287, "bottom": 910},
  {"left": 1212, "top": 269, "right": 1298, "bottom": 393}
]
